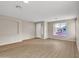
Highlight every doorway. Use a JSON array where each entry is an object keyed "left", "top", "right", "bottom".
[{"left": 35, "top": 22, "right": 44, "bottom": 38}]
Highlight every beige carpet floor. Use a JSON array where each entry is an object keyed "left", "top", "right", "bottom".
[{"left": 0, "top": 39, "right": 78, "bottom": 58}]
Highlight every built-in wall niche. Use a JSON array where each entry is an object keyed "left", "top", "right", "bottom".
[{"left": 0, "top": 20, "right": 19, "bottom": 36}]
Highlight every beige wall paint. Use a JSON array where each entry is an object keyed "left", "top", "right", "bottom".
[
  {"left": 0, "top": 15, "right": 35, "bottom": 45},
  {"left": 48, "top": 20, "right": 75, "bottom": 41}
]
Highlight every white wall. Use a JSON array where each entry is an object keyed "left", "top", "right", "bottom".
[
  {"left": 76, "top": 17, "right": 79, "bottom": 51},
  {"left": 35, "top": 22, "right": 44, "bottom": 38},
  {"left": 44, "top": 21, "right": 48, "bottom": 39},
  {"left": 0, "top": 15, "right": 35, "bottom": 45},
  {"left": 22, "top": 21, "right": 35, "bottom": 40},
  {"left": 48, "top": 19, "right": 75, "bottom": 41}
]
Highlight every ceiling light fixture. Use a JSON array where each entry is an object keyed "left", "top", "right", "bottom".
[
  {"left": 23, "top": 0, "right": 29, "bottom": 3},
  {"left": 16, "top": 5, "right": 22, "bottom": 8}
]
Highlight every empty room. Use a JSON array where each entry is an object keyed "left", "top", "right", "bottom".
[{"left": 0, "top": 1, "right": 79, "bottom": 58}]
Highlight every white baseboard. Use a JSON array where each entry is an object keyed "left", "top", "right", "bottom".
[{"left": 0, "top": 40, "right": 22, "bottom": 46}]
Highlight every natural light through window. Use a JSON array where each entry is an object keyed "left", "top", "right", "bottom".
[{"left": 53, "top": 22, "right": 67, "bottom": 37}]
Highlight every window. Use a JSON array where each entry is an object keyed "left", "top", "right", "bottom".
[{"left": 53, "top": 23, "right": 67, "bottom": 36}]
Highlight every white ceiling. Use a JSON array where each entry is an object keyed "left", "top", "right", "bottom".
[{"left": 0, "top": 1, "right": 79, "bottom": 21}]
